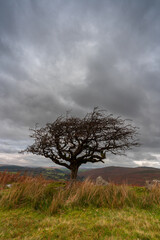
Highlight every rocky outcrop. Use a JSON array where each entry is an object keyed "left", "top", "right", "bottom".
[
  {"left": 96, "top": 176, "right": 109, "bottom": 186},
  {"left": 146, "top": 179, "right": 160, "bottom": 190}
]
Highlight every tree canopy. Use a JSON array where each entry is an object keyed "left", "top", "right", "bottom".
[{"left": 22, "top": 108, "right": 140, "bottom": 179}]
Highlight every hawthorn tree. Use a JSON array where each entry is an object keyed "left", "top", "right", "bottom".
[{"left": 22, "top": 108, "right": 139, "bottom": 180}]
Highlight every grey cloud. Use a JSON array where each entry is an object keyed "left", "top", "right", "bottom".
[{"left": 0, "top": 0, "right": 160, "bottom": 167}]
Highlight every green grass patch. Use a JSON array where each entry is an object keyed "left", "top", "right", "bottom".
[{"left": 1, "top": 207, "right": 160, "bottom": 239}]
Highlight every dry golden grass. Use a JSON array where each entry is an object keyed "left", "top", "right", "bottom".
[
  {"left": 0, "top": 171, "right": 28, "bottom": 188},
  {"left": 49, "top": 179, "right": 137, "bottom": 214},
  {"left": 0, "top": 172, "right": 58, "bottom": 210},
  {"left": 1, "top": 175, "right": 160, "bottom": 214}
]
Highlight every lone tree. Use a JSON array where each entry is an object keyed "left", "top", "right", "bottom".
[{"left": 22, "top": 108, "right": 139, "bottom": 180}]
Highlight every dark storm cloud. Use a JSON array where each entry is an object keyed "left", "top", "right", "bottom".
[{"left": 0, "top": 0, "right": 160, "bottom": 167}]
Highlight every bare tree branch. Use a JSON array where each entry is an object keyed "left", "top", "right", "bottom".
[{"left": 20, "top": 108, "right": 140, "bottom": 179}]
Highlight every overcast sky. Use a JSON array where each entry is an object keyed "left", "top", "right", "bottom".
[{"left": 0, "top": 0, "right": 160, "bottom": 168}]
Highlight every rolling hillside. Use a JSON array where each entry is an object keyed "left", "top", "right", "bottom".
[
  {"left": 0, "top": 165, "right": 71, "bottom": 180},
  {"left": 1, "top": 165, "right": 160, "bottom": 185},
  {"left": 79, "top": 166, "right": 160, "bottom": 186}
]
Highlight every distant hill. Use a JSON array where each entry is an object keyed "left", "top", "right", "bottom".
[
  {"left": 1, "top": 165, "right": 159, "bottom": 185},
  {"left": 0, "top": 165, "right": 71, "bottom": 181},
  {"left": 78, "top": 166, "right": 160, "bottom": 186}
]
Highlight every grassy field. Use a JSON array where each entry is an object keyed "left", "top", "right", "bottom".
[
  {"left": 1, "top": 207, "right": 160, "bottom": 239},
  {"left": 1, "top": 172, "right": 160, "bottom": 239}
]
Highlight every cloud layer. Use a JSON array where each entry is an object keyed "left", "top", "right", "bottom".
[{"left": 0, "top": 0, "right": 160, "bottom": 167}]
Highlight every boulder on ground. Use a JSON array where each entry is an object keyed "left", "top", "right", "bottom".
[
  {"left": 96, "top": 176, "right": 109, "bottom": 186},
  {"left": 146, "top": 179, "right": 160, "bottom": 190}
]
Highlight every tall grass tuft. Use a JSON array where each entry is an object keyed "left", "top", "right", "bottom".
[
  {"left": 2, "top": 176, "right": 160, "bottom": 214},
  {"left": 0, "top": 174, "right": 58, "bottom": 210},
  {"left": 140, "top": 185, "right": 160, "bottom": 208},
  {"left": 0, "top": 171, "right": 28, "bottom": 189},
  {"left": 49, "top": 179, "right": 136, "bottom": 214}
]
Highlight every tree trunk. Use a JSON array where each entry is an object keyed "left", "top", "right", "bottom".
[{"left": 70, "top": 166, "right": 79, "bottom": 180}]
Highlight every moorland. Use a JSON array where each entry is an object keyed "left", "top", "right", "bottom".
[{"left": 1, "top": 171, "right": 160, "bottom": 239}]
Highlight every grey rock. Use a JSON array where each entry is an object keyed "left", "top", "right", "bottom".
[
  {"left": 146, "top": 179, "right": 160, "bottom": 190},
  {"left": 96, "top": 176, "right": 109, "bottom": 186}
]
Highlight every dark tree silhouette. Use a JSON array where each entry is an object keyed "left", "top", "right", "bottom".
[{"left": 22, "top": 108, "right": 140, "bottom": 180}]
